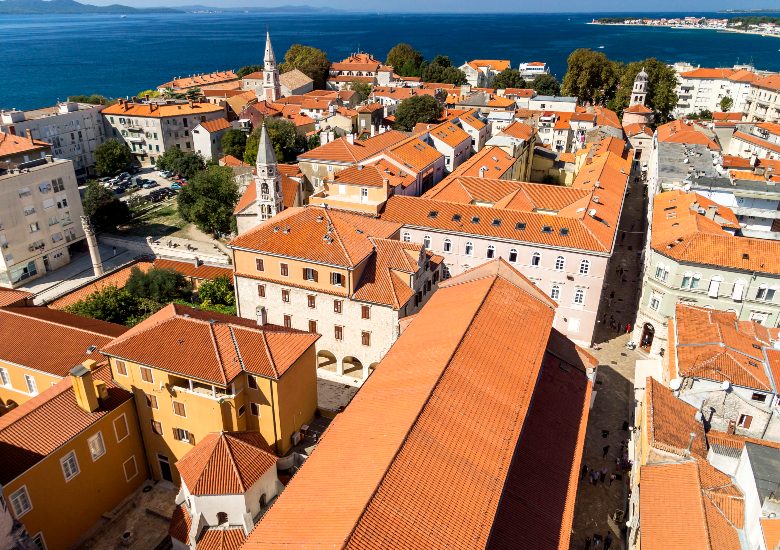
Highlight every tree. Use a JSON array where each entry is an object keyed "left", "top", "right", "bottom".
[
  {"left": 395, "top": 95, "right": 442, "bottom": 131},
  {"left": 67, "top": 94, "right": 112, "bottom": 105},
  {"left": 82, "top": 181, "right": 131, "bottom": 232},
  {"left": 386, "top": 43, "right": 424, "bottom": 77},
  {"left": 720, "top": 95, "right": 734, "bottom": 112},
  {"left": 137, "top": 89, "right": 160, "bottom": 99},
  {"left": 95, "top": 139, "right": 133, "bottom": 176},
  {"left": 221, "top": 129, "right": 247, "bottom": 160},
  {"left": 532, "top": 73, "right": 561, "bottom": 96},
  {"left": 420, "top": 55, "right": 466, "bottom": 85},
  {"left": 65, "top": 286, "right": 158, "bottom": 326},
  {"left": 279, "top": 45, "right": 330, "bottom": 89},
  {"left": 610, "top": 58, "right": 678, "bottom": 122},
  {"left": 197, "top": 276, "right": 235, "bottom": 308},
  {"left": 350, "top": 80, "right": 373, "bottom": 102},
  {"left": 237, "top": 64, "right": 263, "bottom": 78},
  {"left": 155, "top": 147, "right": 205, "bottom": 179},
  {"left": 184, "top": 87, "right": 202, "bottom": 100},
  {"left": 493, "top": 69, "right": 527, "bottom": 90},
  {"left": 177, "top": 165, "right": 239, "bottom": 236},
  {"left": 244, "top": 118, "right": 305, "bottom": 164},
  {"left": 125, "top": 267, "right": 192, "bottom": 304},
  {"left": 561, "top": 49, "right": 622, "bottom": 105}
]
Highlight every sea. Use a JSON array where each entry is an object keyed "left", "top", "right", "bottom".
[{"left": 1, "top": 11, "right": 780, "bottom": 110}]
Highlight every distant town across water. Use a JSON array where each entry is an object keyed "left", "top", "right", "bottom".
[{"left": 2, "top": 11, "right": 780, "bottom": 109}]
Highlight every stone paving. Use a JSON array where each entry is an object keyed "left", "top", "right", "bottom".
[{"left": 569, "top": 174, "right": 647, "bottom": 549}]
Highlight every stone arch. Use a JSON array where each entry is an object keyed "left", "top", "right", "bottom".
[
  {"left": 342, "top": 356, "right": 364, "bottom": 379},
  {"left": 317, "top": 350, "right": 337, "bottom": 373},
  {"left": 640, "top": 323, "right": 655, "bottom": 352}
]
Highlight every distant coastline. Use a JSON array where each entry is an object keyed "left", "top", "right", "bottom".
[{"left": 589, "top": 16, "right": 780, "bottom": 40}]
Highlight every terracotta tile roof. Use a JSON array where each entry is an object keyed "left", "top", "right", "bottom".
[
  {"left": 623, "top": 123, "right": 653, "bottom": 137},
  {"left": 279, "top": 68, "right": 313, "bottom": 90},
  {"left": 352, "top": 238, "right": 423, "bottom": 309},
  {"left": 503, "top": 88, "right": 535, "bottom": 97},
  {"left": 501, "top": 121, "right": 534, "bottom": 140},
  {"left": 732, "top": 130, "right": 780, "bottom": 155},
  {"left": 102, "top": 101, "right": 225, "bottom": 118},
  {"left": 488, "top": 96, "right": 516, "bottom": 108},
  {"left": 751, "top": 74, "right": 780, "bottom": 92},
  {"left": 333, "top": 161, "right": 413, "bottom": 189},
  {"left": 446, "top": 146, "right": 516, "bottom": 179},
  {"left": 297, "top": 130, "right": 408, "bottom": 164},
  {"left": 0, "top": 364, "right": 132, "bottom": 484},
  {"left": 0, "top": 131, "right": 50, "bottom": 159},
  {"left": 428, "top": 121, "right": 470, "bottom": 148},
  {"left": 593, "top": 106, "right": 622, "bottom": 129},
  {"left": 0, "top": 287, "right": 32, "bottom": 307},
  {"left": 380, "top": 136, "right": 443, "bottom": 172},
  {"left": 356, "top": 102, "right": 384, "bottom": 113},
  {"left": 706, "top": 429, "right": 780, "bottom": 452},
  {"left": 169, "top": 504, "right": 191, "bottom": 544},
  {"left": 101, "top": 304, "right": 318, "bottom": 384},
  {"left": 713, "top": 112, "right": 744, "bottom": 122},
  {"left": 230, "top": 206, "right": 400, "bottom": 268},
  {"left": 158, "top": 70, "right": 237, "bottom": 91},
  {"left": 0, "top": 307, "right": 125, "bottom": 376},
  {"left": 680, "top": 68, "right": 736, "bottom": 80},
  {"left": 651, "top": 190, "right": 780, "bottom": 275},
  {"left": 245, "top": 260, "right": 590, "bottom": 549},
  {"left": 657, "top": 119, "right": 720, "bottom": 150},
  {"left": 458, "top": 109, "right": 486, "bottom": 131},
  {"left": 219, "top": 154, "right": 249, "bottom": 167},
  {"left": 761, "top": 517, "right": 780, "bottom": 550},
  {"left": 198, "top": 118, "right": 231, "bottom": 133},
  {"left": 153, "top": 258, "right": 233, "bottom": 281},
  {"left": 646, "top": 377, "right": 707, "bottom": 457},
  {"left": 726, "top": 69, "right": 758, "bottom": 84},
  {"left": 672, "top": 303, "right": 776, "bottom": 391},
  {"left": 467, "top": 59, "right": 511, "bottom": 73},
  {"left": 176, "top": 432, "right": 276, "bottom": 496},
  {"left": 197, "top": 529, "right": 246, "bottom": 550}
]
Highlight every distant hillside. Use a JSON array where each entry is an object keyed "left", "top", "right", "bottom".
[
  {"left": 180, "top": 4, "right": 344, "bottom": 13},
  {"left": 0, "top": 0, "right": 180, "bottom": 14}
]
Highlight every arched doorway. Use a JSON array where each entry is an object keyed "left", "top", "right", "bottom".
[
  {"left": 640, "top": 323, "right": 655, "bottom": 351},
  {"left": 342, "top": 356, "right": 364, "bottom": 379},
  {"left": 317, "top": 350, "right": 337, "bottom": 373}
]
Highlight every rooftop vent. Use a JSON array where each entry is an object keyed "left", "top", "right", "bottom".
[
  {"left": 452, "top": 214, "right": 462, "bottom": 222},
  {"left": 471, "top": 216, "right": 480, "bottom": 224},
  {"left": 316, "top": 215, "right": 324, "bottom": 222},
  {"left": 516, "top": 222, "right": 526, "bottom": 230},
  {"left": 428, "top": 210, "right": 439, "bottom": 219},
  {"left": 273, "top": 226, "right": 280, "bottom": 233},
  {"left": 542, "top": 226, "right": 553, "bottom": 234},
  {"left": 86, "top": 345, "right": 97, "bottom": 354},
  {"left": 742, "top": 253, "right": 750, "bottom": 260},
  {"left": 560, "top": 228, "right": 569, "bottom": 236},
  {"left": 491, "top": 218, "right": 501, "bottom": 227}
]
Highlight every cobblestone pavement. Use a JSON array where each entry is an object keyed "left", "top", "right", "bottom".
[{"left": 569, "top": 175, "right": 647, "bottom": 549}]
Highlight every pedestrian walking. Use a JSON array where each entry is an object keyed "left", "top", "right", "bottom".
[
  {"left": 609, "top": 473, "right": 616, "bottom": 486},
  {"left": 602, "top": 445, "right": 610, "bottom": 459},
  {"left": 583, "top": 536, "right": 592, "bottom": 550},
  {"left": 625, "top": 323, "right": 632, "bottom": 334},
  {"left": 581, "top": 463, "right": 589, "bottom": 480},
  {"left": 592, "top": 534, "right": 603, "bottom": 549},
  {"left": 604, "top": 532, "right": 613, "bottom": 550},
  {"left": 112, "top": 245, "right": 117, "bottom": 256},
  {"left": 600, "top": 467, "right": 608, "bottom": 484}
]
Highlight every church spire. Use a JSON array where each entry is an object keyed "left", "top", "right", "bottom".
[
  {"left": 264, "top": 31, "right": 277, "bottom": 67},
  {"left": 261, "top": 31, "right": 282, "bottom": 102},
  {"left": 256, "top": 122, "right": 277, "bottom": 167},
  {"left": 255, "top": 122, "right": 283, "bottom": 222}
]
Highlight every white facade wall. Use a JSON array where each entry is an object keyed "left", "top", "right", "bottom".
[
  {"left": 735, "top": 448, "right": 771, "bottom": 550},
  {"left": 192, "top": 127, "right": 226, "bottom": 161},
  {"left": 430, "top": 135, "right": 471, "bottom": 173},
  {"left": 746, "top": 85, "right": 780, "bottom": 123}
]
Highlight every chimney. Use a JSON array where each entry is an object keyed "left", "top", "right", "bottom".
[
  {"left": 706, "top": 204, "right": 717, "bottom": 219},
  {"left": 24, "top": 128, "right": 33, "bottom": 141},
  {"left": 346, "top": 133, "right": 355, "bottom": 145},
  {"left": 188, "top": 99, "right": 194, "bottom": 108},
  {"left": 370, "top": 124, "right": 376, "bottom": 137},
  {"left": 70, "top": 360, "right": 100, "bottom": 413}
]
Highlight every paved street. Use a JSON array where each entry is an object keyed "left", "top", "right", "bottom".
[{"left": 569, "top": 173, "right": 647, "bottom": 549}]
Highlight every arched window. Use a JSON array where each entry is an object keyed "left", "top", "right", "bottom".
[
  {"left": 691, "top": 273, "right": 702, "bottom": 289},
  {"left": 708, "top": 276, "right": 723, "bottom": 298},
  {"left": 508, "top": 248, "right": 518, "bottom": 263},
  {"left": 681, "top": 271, "right": 693, "bottom": 289},
  {"left": 402, "top": 232, "right": 411, "bottom": 243},
  {"left": 531, "top": 252, "right": 541, "bottom": 266},
  {"left": 443, "top": 238, "right": 452, "bottom": 252},
  {"left": 732, "top": 279, "right": 747, "bottom": 301},
  {"left": 579, "top": 259, "right": 590, "bottom": 275},
  {"left": 550, "top": 285, "right": 560, "bottom": 301},
  {"left": 486, "top": 245, "right": 496, "bottom": 259},
  {"left": 573, "top": 288, "right": 585, "bottom": 305},
  {"left": 423, "top": 235, "right": 431, "bottom": 249},
  {"left": 555, "top": 256, "right": 565, "bottom": 271},
  {"left": 261, "top": 183, "right": 269, "bottom": 195},
  {"left": 465, "top": 241, "right": 474, "bottom": 256}
]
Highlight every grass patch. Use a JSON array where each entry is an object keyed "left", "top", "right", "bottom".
[{"left": 121, "top": 202, "right": 187, "bottom": 238}]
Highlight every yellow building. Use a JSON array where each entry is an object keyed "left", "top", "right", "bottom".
[
  {"left": 0, "top": 307, "right": 126, "bottom": 412},
  {"left": 100, "top": 303, "right": 319, "bottom": 483},
  {"left": 0, "top": 361, "right": 148, "bottom": 550}
]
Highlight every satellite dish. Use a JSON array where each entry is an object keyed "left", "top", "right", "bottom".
[
  {"left": 721, "top": 380, "right": 732, "bottom": 391},
  {"left": 670, "top": 378, "right": 682, "bottom": 391}
]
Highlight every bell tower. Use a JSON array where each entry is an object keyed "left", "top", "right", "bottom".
[
  {"left": 255, "top": 123, "right": 283, "bottom": 221},
  {"left": 262, "top": 31, "right": 282, "bottom": 102},
  {"left": 631, "top": 67, "right": 649, "bottom": 107}
]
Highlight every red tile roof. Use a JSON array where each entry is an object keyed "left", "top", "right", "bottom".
[
  {"left": 446, "top": 146, "right": 516, "bottom": 179},
  {"left": 332, "top": 161, "right": 414, "bottom": 189},
  {"left": 244, "top": 259, "right": 592, "bottom": 549},
  {"left": 0, "top": 288, "right": 32, "bottom": 307},
  {"left": 645, "top": 377, "right": 707, "bottom": 458},
  {"left": 0, "top": 131, "right": 50, "bottom": 159},
  {"left": 298, "top": 130, "right": 408, "bottom": 164},
  {"left": 169, "top": 504, "right": 191, "bottom": 544},
  {"left": 101, "top": 304, "right": 318, "bottom": 385},
  {"left": 352, "top": 238, "right": 424, "bottom": 309},
  {"left": 197, "top": 529, "right": 246, "bottom": 550},
  {"left": 732, "top": 130, "right": 780, "bottom": 155},
  {"left": 102, "top": 101, "right": 225, "bottom": 119},
  {"left": 158, "top": 70, "right": 238, "bottom": 91},
  {"left": 176, "top": 432, "right": 276, "bottom": 496},
  {"left": 657, "top": 120, "right": 720, "bottom": 150},
  {"left": 198, "top": 118, "right": 232, "bottom": 133}
]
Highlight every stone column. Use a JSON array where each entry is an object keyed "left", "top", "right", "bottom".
[{"left": 80, "top": 216, "right": 103, "bottom": 277}]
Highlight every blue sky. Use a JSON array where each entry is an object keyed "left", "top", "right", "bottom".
[{"left": 88, "top": 0, "right": 777, "bottom": 12}]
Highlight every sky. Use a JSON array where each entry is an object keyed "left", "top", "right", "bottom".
[{"left": 84, "top": 0, "right": 777, "bottom": 13}]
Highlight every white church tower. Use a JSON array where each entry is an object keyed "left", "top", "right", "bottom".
[
  {"left": 630, "top": 67, "right": 649, "bottom": 107},
  {"left": 255, "top": 123, "right": 283, "bottom": 221},
  {"left": 262, "top": 31, "right": 282, "bottom": 103}
]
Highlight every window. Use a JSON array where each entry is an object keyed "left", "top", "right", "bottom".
[
  {"left": 123, "top": 456, "right": 138, "bottom": 482},
  {"left": 87, "top": 432, "right": 106, "bottom": 461},
  {"left": 550, "top": 285, "right": 560, "bottom": 300},
  {"left": 738, "top": 414, "right": 753, "bottom": 429},
  {"left": 0, "top": 367, "right": 9, "bottom": 386},
  {"left": 531, "top": 252, "right": 541, "bottom": 266},
  {"left": 247, "top": 375, "right": 257, "bottom": 389},
  {"left": 464, "top": 241, "right": 473, "bottom": 256},
  {"left": 307, "top": 295, "right": 316, "bottom": 308},
  {"left": 255, "top": 283, "right": 265, "bottom": 298},
  {"left": 255, "top": 258, "right": 264, "bottom": 271},
  {"left": 509, "top": 248, "right": 518, "bottom": 263},
  {"left": 9, "top": 487, "right": 31, "bottom": 517},
  {"left": 238, "top": 405, "right": 246, "bottom": 417},
  {"left": 335, "top": 325, "right": 343, "bottom": 340},
  {"left": 114, "top": 414, "right": 129, "bottom": 442},
  {"left": 681, "top": 271, "right": 693, "bottom": 289},
  {"left": 303, "top": 268, "right": 318, "bottom": 282},
  {"left": 24, "top": 374, "right": 37, "bottom": 394},
  {"left": 751, "top": 392, "right": 767, "bottom": 403},
  {"left": 361, "top": 331, "right": 371, "bottom": 346},
  {"left": 60, "top": 450, "right": 80, "bottom": 481},
  {"left": 573, "top": 289, "right": 585, "bottom": 305},
  {"left": 282, "top": 289, "right": 290, "bottom": 303},
  {"left": 402, "top": 232, "right": 411, "bottom": 243},
  {"left": 147, "top": 395, "right": 158, "bottom": 409},
  {"left": 708, "top": 276, "right": 722, "bottom": 298},
  {"left": 250, "top": 402, "right": 260, "bottom": 416},
  {"left": 173, "top": 428, "right": 193, "bottom": 443},
  {"left": 650, "top": 293, "right": 661, "bottom": 311},
  {"left": 555, "top": 256, "right": 565, "bottom": 271},
  {"left": 283, "top": 315, "right": 292, "bottom": 328},
  {"left": 691, "top": 273, "right": 701, "bottom": 289},
  {"left": 334, "top": 300, "right": 343, "bottom": 313},
  {"left": 331, "top": 273, "right": 343, "bottom": 286},
  {"left": 579, "top": 259, "right": 590, "bottom": 275},
  {"left": 140, "top": 366, "right": 154, "bottom": 383},
  {"left": 115, "top": 360, "right": 127, "bottom": 376},
  {"left": 423, "top": 235, "right": 431, "bottom": 249},
  {"left": 361, "top": 305, "right": 371, "bottom": 319},
  {"left": 655, "top": 264, "right": 669, "bottom": 282},
  {"left": 151, "top": 420, "right": 163, "bottom": 435},
  {"left": 732, "top": 280, "right": 746, "bottom": 301},
  {"left": 31, "top": 533, "right": 46, "bottom": 550},
  {"left": 172, "top": 401, "right": 186, "bottom": 417},
  {"left": 757, "top": 285, "right": 777, "bottom": 301},
  {"left": 308, "top": 320, "right": 317, "bottom": 333},
  {"left": 280, "top": 263, "right": 289, "bottom": 276},
  {"left": 486, "top": 245, "right": 496, "bottom": 259}
]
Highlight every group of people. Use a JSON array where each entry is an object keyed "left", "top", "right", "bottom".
[{"left": 583, "top": 532, "right": 614, "bottom": 550}]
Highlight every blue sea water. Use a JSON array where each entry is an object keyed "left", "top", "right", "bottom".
[{"left": 1, "top": 11, "right": 779, "bottom": 110}]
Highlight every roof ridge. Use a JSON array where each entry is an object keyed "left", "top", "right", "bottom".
[
  {"left": 223, "top": 435, "right": 248, "bottom": 493},
  {"left": 260, "top": 331, "right": 280, "bottom": 379},
  {"left": 0, "top": 307, "right": 118, "bottom": 339},
  {"left": 206, "top": 320, "right": 228, "bottom": 386},
  {"left": 0, "top": 376, "right": 73, "bottom": 434},
  {"left": 324, "top": 209, "right": 358, "bottom": 267}
]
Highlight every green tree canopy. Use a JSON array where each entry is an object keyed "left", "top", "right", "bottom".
[
  {"left": 177, "top": 165, "right": 239, "bottom": 236},
  {"left": 95, "top": 139, "right": 133, "bottom": 176},
  {"left": 82, "top": 181, "right": 131, "bottom": 232},
  {"left": 155, "top": 147, "right": 206, "bottom": 179},
  {"left": 125, "top": 266, "right": 192, "bottom": 303},
  {"left": 64, "top": 285, "right": 160, "bottom": 326},
  {"left": 67, "top": 94, "right": 113, "bottom": 105},
  {"left": 279, "top": 45, "right": 330, "bottom": 89},
  {"left": 350, "top": 80, "right": 373, "bottom": 102},
  {"left": 197, "top": 276, "right": 235, "bottom": 309},
  {"left": 221, "top": 129, "right": 247, "bottom": 160},
  {"left": 720, "top": 95, "right": 734, "bottom": 112},
  {"left": 493, "top": 69, "right": 527, "bottom": 90},
  {"left": 137, "top": 89, "right": 160, "bottom": 99},
  {"left": 420, "top": 55, "right": 467, "bottom": 85},
  {"left": 532, "top": 73, "right": 562, "bottom": 96},
  {"left": 610, "top": 59, "right": 678, "bottom": 122},
  {"left": 561, "top": 49, "right": 622, "bottom": 105},
  {"left": 237, "top": 64, "right": 263, "bottom": 78},
  {"left": 244, "top": 118, "right": 305, "bottom": 164},
  {"left": 394, "top": 95, "right": 443, "bottom": 131},
  {"left": 386, "top": 43, "right": 424, "bottom": 77}
]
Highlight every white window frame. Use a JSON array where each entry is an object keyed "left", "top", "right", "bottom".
[
  {"left": 123, "top": 456, "right": 138, "bottom": 482},
  {"left": 486, "top": 245, "right": 496, "bottom": 259},
  {"left": 708, "top": 276, "right": 723, "bottom": 298},
  {"left": 60, "top": 450, "right": 80, "bottom": 482},
  {"left": 579, "top": 259, "right": 590, "bottom": 275},
  {"left": 172, "top": 401, "right": 187, "bottom": 418},
  {"left": 0, "top": 367, "right": 9, "bottom": 386},
  {"left": 423, "top": 235, "right": 431, "bottom": 249},
  {"left": 464, "top": 241, "right": 473, "bottom": 256},
  {"left": 24, "top": 374, "right": 37, "bottom": 395},
  {"left": 87, "top": 432, "right": 106, "bottom": 461},
  {"left": 550, "top": 285, "right": 560, "bottom": 301},
  {"left": 573, "top": 288, "right": 585, "bottom": 305},
  {"left": 9, "top": 486, "right": 32, "bottom": 518},
  {"left": 531, "top": 252, "right": 541, "bottom": 266},
  {"left": 508, "top": 248, "right": 518, "bottom": 263},
  {"left": 402, "top": 231, "right": 411, "bottom": 243},
  {"left": 31, "top": 532, "right": 46, "bottom": 550},
  {"left": 113, "top": 413, "right": 129, "bottom": 443},
  {"left": 443, "top": 238, "right": 452, "bottom": 252},
  {"left": 555, "top": 256, "right": 565, "bottom": 271},
  {"left": 732, "top": 280, "right": 746, "bottom": 301}
]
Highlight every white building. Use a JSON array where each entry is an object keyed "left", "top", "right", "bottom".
[
  {"left": 745, "top": 74, "right": 780, "bottom": 123},
  {"left": 458, "top": 60, "right": 511, "bottom": 88},
  {"left": 191, "top": 118, "right": 231, "bottom": 161},
  {"left": 674, "top": 66, "right": 759, "bottom": 117},
  {"left": 0, "top": 102, "right": 106, "bottom": 180},
  {"left": 518, "top": 61, "right": 550, "bottom": 81}
]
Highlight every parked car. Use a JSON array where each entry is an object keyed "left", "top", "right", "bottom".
[
  {"left": 142, "top": 181, "right": 159, "bottom": 189},
  {"left": 170, "top": 183, "right": 182, "bottom": 191}
]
